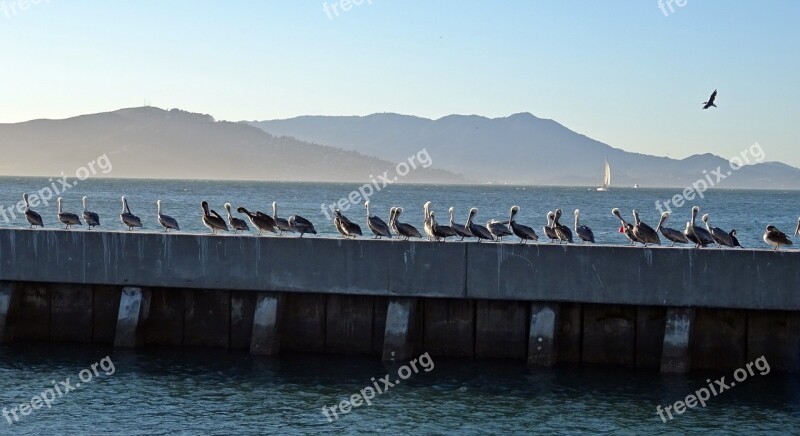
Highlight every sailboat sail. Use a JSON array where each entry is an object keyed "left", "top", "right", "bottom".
[{"left": 597, "top": 159, "right": 610, "bottom": 191}]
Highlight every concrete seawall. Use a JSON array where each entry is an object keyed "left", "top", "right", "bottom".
[{"left": 1, "top": 228, "right": 798, "bottom": 372}]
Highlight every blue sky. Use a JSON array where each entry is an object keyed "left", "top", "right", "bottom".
[{"left": 1, "top": 1, "right": 798, "bottom": 166}]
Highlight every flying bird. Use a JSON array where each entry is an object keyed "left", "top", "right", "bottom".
[{"left": 702, "top": 89, "right": 717, "bottom": 109}]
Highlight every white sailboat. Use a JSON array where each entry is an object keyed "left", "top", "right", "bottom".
[{"left": 597, "top": 159, "right": 610, "bottom": 191}]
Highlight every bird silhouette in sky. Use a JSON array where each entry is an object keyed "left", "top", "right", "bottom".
[{"left": 702, "top": 90, "right": 717, "bottom": 109}]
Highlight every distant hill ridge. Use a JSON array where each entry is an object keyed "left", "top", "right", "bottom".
[
  {"left": 248, "top": 113, "right": 800, "bottom": 189},
  {"left": 0, "top": 107, "right": 465, "bottom": 184}
]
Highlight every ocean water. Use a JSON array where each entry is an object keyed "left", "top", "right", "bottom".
[
  {"left": 0, "top": 344, "right": 798, "bottom": 434},
  {"left": 0, "top": 176, "right": 798, "bottom": 249},
  {"left": 1, "top": 177, "right": 800, "bottom": 434}
]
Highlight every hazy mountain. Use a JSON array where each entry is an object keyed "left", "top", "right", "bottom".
[
  {"left": 0, "top": 107, "right": 465, "bottom": 183},
  {"left": 248, "top": 113, "right": 800, "bottom": 189}
]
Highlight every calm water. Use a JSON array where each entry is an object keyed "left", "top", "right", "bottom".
[
  {"left": 0, "top": 176, "right": 798, "bottom": 249},
  {"left": 0, "top": 344, "right": 798, "bottom": 434},
  {"left": 1, "top": 177, "right": 800, "bottom": 434}
]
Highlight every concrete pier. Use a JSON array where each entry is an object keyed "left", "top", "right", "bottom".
[
  {"left": 528, "top": 303, "right": 560, "bottom": 367},
  {"left": 1, "top": 228, "right": 800, "bottom": 372},
  {"left": 382, "top": 298, "right": 417, "bottom": 362},
  {"left": 0, "top": 282, "right": 16, "bottom": 343},
  {"left": 114, "top": 287, "right": 150, "bottom": 348},
  {"left": 661, "top": 307, "right": 695, "bottom": 373},
  {"left": 250, "top": 293, "right": 281, "bottom": 355}
]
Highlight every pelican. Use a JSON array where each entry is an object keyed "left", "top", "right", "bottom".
[
  {"left": 702, "top": 89, "right": 718, "bottom": 110},
  {"left": 702, "top": 214, "right": 735, "bottom": 247},
  {"left": 365, "top": 201, "right": 391, "bottom": 239},
  {"left": 487, "top": 218, "right": 512, "bottom": 242},
  {"left": 764, "top": 225, "right": 792, "bottom": 251},
  {"left": 57, "top": 197, "right": 82, "bottom": 229},
  {"left": 543, "top": 211, "right": 558, "bottom": 242},
  {"left": 119, "top": 196, "right": 142, "bottom": 231},
  {"left": 632, "top": 209, "right": 660, "bottom": 246},
  {"left": 553, "top": 209, "right": 573, "bottom": 244},
  {"left": 509, "top": 206, "right": 538, "bottom": 244},
  {"left": 289, "top": 215, "right": 316, "bottom": 237},
  {"left": 655, "top": 212, "right": 688, "bottom": 246},
  {"left": 22, "top": 193, "right": 43, "bottom": 228},
  {"left": 430, "top": 212, "right": 456, "bottom": 241},
  {"left": 612, "top": 208, "right": 640, "bottom": 245},
  {"left": 201, "top": 201, "right": 228, "bottom": 234},
  {"left": 730, "top": 229, "right": 743, "bottom": 248},
  {"left": 684, "top": 206, "right": 714, "bottom": 248},
  {"left": 156, "top": 200, "right": 180, "bottom": 232},
  {"left": 334, "top": 209, "right": 361, "bottom": 238},
  {"left": 82, "top": 196, "right": 100, "bottom": 229},
  {"left": 224, "top": 203, "right": 249, "bottom": 233},
  {"left": 466, "top": 208, "right": 494, "bottom": 243},
  {"left": 237, "top": 207, "right": 276, "bottom": 235},
  {"left": 423, "top": 201, "right": 435, "bottom": 241},
  {"left": 795, "top": 217, "right": 800, "bottom": 237},
  {"left": 393, "top": 207, "right": 421, "bottom": 240},
  {"left": 272, "top": 201, "right": 294, "bottom": 235},
  {"left": 573, "top": 209, "right": 595, "bottom": 244},
  {"left": 450, "top": 207, "right": 472, "bottom": 241}
]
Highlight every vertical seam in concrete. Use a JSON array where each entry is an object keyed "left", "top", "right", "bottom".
[
  {"left": 578, "top": 303, "right": 584, "bottom": 363},
  {"left": 322, "top": 293, "right": 328, "bottom": 353}
]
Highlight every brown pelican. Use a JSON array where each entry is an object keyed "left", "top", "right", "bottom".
[
  {"left": 423, "top": 201, "right": 435, "bottom": 241},
  {"left": 487, "top": 218, "right": 512, "bottom": 241},
  {"left": 82, "top": 196, "right": 100, "bottom": 229},
  {"left": 393, "top": 207, "right": 421, "bottom": 240},
  {"left": 237, "top": 207, "right": 276, "bottom": 235},
  {"left": 612, "top": 208, "right": 640, "bottom": 245},
  {"left": 632, "top": 209, "right": 660, "bottom": 246},
  {"left": 764, "top": 225, "right": 792, "bottom": 251},
  {"left": 573, "top": 209, "right": 595, "bottom": 244},
  {"left": 57, "top": 197, "right": 82, "bottom": 229},
  {"left": 553, "top": 209, "right": 573, "bottom": 243},
  {"left": 543, "top": 211, "right": 558, "bottom": 242},
  {"left": 201, "top": 201, "right": 228, "bottom": 234},
  {"left": 365, "top": 201, "right": 391, "bottom": 239},
  {"left": 466, "top": 208, "right": 494, "bottom": 242},
  {"left": 156, "top": 200, "right": 180, "bottom": 232},
  {"left": 702, "top": 89, "right": 717, "bottom": 109},
  {"left": 334, "top": 209, "right": 361, "bottom": 238},
  {"left": 272, "top": 202, "right": 294, "bottom": 235},
  {"left": 429, "top": 212, "right": 455, "bottom": 241},
  {"left": 509, "top": 206, "right": 538, "bottom": 244},
  {"left": 450, "top": 207, "right": 472, "bottom": 241},
  {"left": 224, "top": 203, "right": 249, "bottom": 234},
  {"left": 702, "top": 214, "right": 735, "bottom": 247},
  {"left": 288, "top": 214, "right": 316, "bottom": 237},
  {"left": 656, "top": 212, "right": 688, "bottom": 246},
  {"left": 730, "top": 229, "right": 743, "bottom": 248},
  {"left": 684, "top": 206, "right": 714, "bottom": 248},
  {"left": 23, "top": 193, "right": 43, "bottom": 228},
  {"left": 119, "top": 196, "right": 142, "bottom": 231}
]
